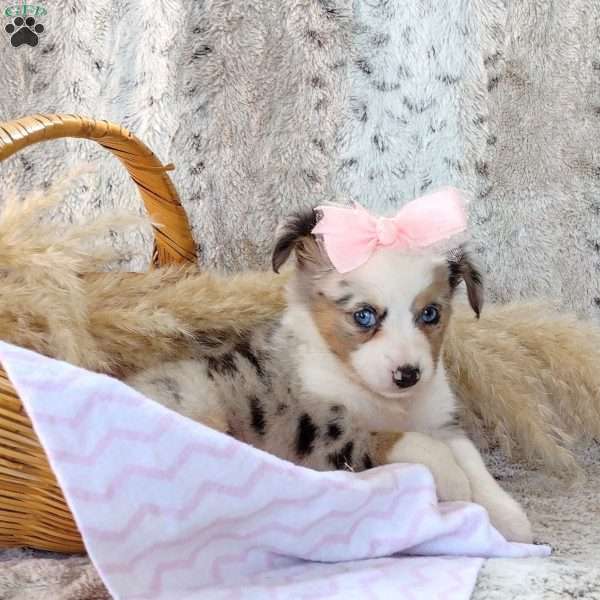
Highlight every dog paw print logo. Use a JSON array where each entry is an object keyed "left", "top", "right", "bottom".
[
  {"left": 5, "top": 15, "right": 43, "bottom": 46},
  {"left": 4, "top": 5, "right": 47, "bottom": 47}
]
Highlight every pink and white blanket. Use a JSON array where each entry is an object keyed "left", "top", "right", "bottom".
[{"left": 0, "top": 342, "right": 550, "bottom": 600}]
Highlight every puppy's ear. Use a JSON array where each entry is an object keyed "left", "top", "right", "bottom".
[
  {"left": 272, "top": 209, "right": 329, "bottom": 273},
  {"left": 447, "top": 246, "right": 484, "bottom": 318}
]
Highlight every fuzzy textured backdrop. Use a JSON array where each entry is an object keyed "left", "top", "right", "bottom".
[{"left": 1, "top": 1, "right": 599, "bottom": 316}]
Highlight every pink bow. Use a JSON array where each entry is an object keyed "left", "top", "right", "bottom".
[{"left": 312, "top": 187, "right": 467, "bottom": 273}]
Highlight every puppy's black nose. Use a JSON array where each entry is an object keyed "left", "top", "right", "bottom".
[{"left": 393, "top": 365, "right": 421, "bottom": 389}]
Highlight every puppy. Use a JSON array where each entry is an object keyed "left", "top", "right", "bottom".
[{"left": 126, "top": 208, "right": 532, "bottom": 543}]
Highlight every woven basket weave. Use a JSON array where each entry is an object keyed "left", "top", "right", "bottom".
[{"left": 0, "top": 114, "right": 197, "bottom": 553}]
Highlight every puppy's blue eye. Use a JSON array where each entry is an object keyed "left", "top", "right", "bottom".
[
  {"left": 421, "top": 305, "right": 440, "bottom": 325},
  {"left": 353, "top": 308, "right": 377, "bottom": 329}
]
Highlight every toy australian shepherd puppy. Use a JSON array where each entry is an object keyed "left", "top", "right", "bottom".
[{"left": 126, "top": 188, "right": 533, "bottom": 543}]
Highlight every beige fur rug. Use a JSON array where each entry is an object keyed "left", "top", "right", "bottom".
[
  {"left": 475, "top": 445, "right": 600, "bottom": 599},
  {"left": 0, "top": 550, "right": 108, "bottom": 600}
]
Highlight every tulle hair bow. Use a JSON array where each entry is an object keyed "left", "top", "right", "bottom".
[{"left": 312, "top": 187, "right": 467, "bottom": 273}]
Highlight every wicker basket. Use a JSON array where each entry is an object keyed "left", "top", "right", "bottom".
[{"left": 0, "top": 114, "right": 197, "bottom": 553}]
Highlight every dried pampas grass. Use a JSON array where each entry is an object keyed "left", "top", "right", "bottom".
[
  {"left": 0, "top": 167, "right": 286, "bottom": 374},
  {"left": 1, "top": 174, "right": 600, "bottom": 478},
  {"left": 0, "top": 167, "right": 150, "bottom": 369}
]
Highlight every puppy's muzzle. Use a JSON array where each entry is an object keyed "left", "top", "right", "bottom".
[{"left": 393, "top": 365, "right": 421, "bottom": 389}]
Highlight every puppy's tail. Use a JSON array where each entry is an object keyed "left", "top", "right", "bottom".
[{"left": 445, "top": 302, "right": 600, "bottom": 477}]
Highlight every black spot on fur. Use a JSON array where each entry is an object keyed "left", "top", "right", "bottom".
[
  {"left": 272, "top": 209, "right": 318, "bottom": 273},
  {"left": 487, "top": 134, "right": 497, "bottom": 146},
  {"left": 190, "top": 161, "right": 205, "bottom": 175},
  {"left": 276, "top": 403, "right": 288, "bottom": 415},
  {"left": 330, "top": 404, "right": 343, "bottom": 414},
  {"left": 341, "top": 158, "right": 358, "bottom": 170},
  {"left": 207, "top": 353, "right": 237, "bottom": 378},
  {"left": 313, "top": 138, "right": 326, "bottom": 153},
  {"left": 373, "top": 80, "right": 402, "bottom": 92},
  {"left": 403, "top": 97, "right": 433, "bottom": 114},
  {"left": 363, "top": 454, "right": 374, "bottom": 470},
  {"left": 311, "top": 75, "right": 325, "bottom": 89},
  {"left": 306, "top": 29, "right": 324, "bottom": 48},
  {"left": 443, "top": 157, "right": 463, "bottom": 174},
  {"left": 355, "top": 58, "right": 372, "bottom": 75},
  {"left": 437, "top": 74, "right": 459, "bottom": 85},
  {"left": 484, "top": 52, "right": 501, "bottom": 67},
  {"left": 429, "top": 119, "right": 447, "bottom": 134},
  {"left": 303, "top": 170, "right": 320, "bottom": 185},
  {"left": 249, "top": 396, "right": 266, "bottom": 436},
  {"left": 328, "top": 441, "right": 354, "bottom": 470},
  {"left": 391, "top": 163, "right": 408, "bottom": 180},
  {"left": 190, "top": 133, "right": 203, "bottom": 151},
  {"left": 594, "top": 297, "right": 600, "bottom": 308},
  {"left": 478, "top": 185, "right": 493, "bottom": 200},
  {"left": 235, "top": 339, "right": 265, "bottom": 379},
  {"left": 296, "top": 414, "right": 318, "bottom": 457},
  {"left": 317, "top": 0, "right": 343, "bottom": 19},
  {"left": 475, "top": 160, "right": 490, "bottom": 177},
  {"left": 373, "top": 134, "right": 386, "bottom": 153},
  {"left": 487, "top": 75, "right": 500, "bottom": 91},
  {"left": 192, "top": 45, "right": 212, "bottom": 59},
  {"left": 19, "top": 155, "right": 33, "bottom": 172},
  {"left": 352, "top": 102, "right": 368, "bottom": 123},
  {"left": 397, "top": 65, "right": 411, "bottom": 79},
  {"left": 370, "top": 32, "right": 390, "bottom": 47},
  {"left": 327, "top": 423, "right": 343, "bottom": 440},
  {"left": 420, "top": 177, "right": 432, "bottom": 193}
]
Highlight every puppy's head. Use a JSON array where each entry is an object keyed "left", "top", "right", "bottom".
[{"left": 272, "top": 208, "right": 483, "bottom": 401}]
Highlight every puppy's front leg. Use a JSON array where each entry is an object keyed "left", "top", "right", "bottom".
[
  {"left": 442, "top": 435, "right": 533, "bottom": 543},
  {"left": 375, "top": 432, "right": 472, "bottom": 502}
]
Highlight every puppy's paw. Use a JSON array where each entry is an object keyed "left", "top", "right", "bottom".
[
  {"left": 386, "top": 432, "right": 472, "bottom": 502},
  {"left": 432, "top": 459, "right": 472, "bottom": 503},
  {"left": 477, "top": 491, "right": 533, "bottom": 543}
]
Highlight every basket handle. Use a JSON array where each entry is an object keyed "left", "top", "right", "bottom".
[{"left": 0, "top": 113, "right": 197, "bottom": 266}]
